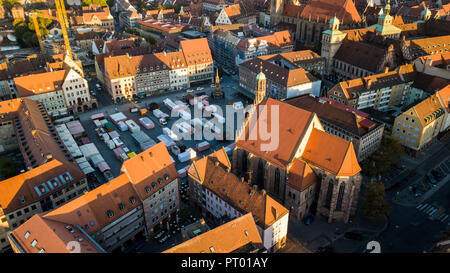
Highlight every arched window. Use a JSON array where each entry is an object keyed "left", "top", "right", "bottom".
[
  {"left": 336, "top": 183, "right": 345, "bottom": 211},
  {"left": 256, "top": 160, "right": 265, "bottom": 189},
  {"left": 325, "top": 180, "right": 334, "bottom": 209},
  {"left": 241, "top": 151, "right": 248, "bottom": 173},
  {"left": 274, "top": 168, "right": 280, "bottom": 195}
]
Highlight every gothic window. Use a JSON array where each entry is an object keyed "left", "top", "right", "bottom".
[
  {"left": 241, "top": 151, "right": 248, "bottom": 173},
  {"left": 324, "top": 180, "right": 334, "bottom": 209},
  {"left": 335, "top": 183, "right": 345, "bottom": 211},
  {"left": 274, "top": 168, "right": 280, "bottom": 195},
  {"left": 256, "top": 160, "right": 265, "bottom": 189}
]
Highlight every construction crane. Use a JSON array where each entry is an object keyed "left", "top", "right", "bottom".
[
  {"left": 54, "top": 0, "right": 72, "bottom": 59},
  {"left": 30, "top": 12, "right": 45, "bottom": 54},
  {"left": 29, "top": 0, "right": 72, "bottom": 59}
]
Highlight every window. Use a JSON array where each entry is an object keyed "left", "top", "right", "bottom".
[
  {"left": 24, "top": 231, "right": 30, "bottom": 239},
  {"left": 31, "top": 240, "right": 37, "bottom": 247},
  {"left": 31, "top": 205, "right": 37, "bottom": 210}
]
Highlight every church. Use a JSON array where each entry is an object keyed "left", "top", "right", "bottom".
[
  {"left": 232, "top": 67, "right": 363, "bottom": 223},
  {"left": 270, "top": 0, "right": 365, "bottom": 45}
]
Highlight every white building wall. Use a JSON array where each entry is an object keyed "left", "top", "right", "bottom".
[
  {"left": 215, "top": 9, "right": 232, "bottom": 25},
  {"left": 169, "top": 68, "right": 189, "bottom": 90},
  {"left": 286, "top": 80, "right": 321, "bottom": 98},
  {"left": 62, "top": 69, "right": 91, "bottom": 108},
  {"left": 262, "top": 212, "right": 289, "bottom": 251}
]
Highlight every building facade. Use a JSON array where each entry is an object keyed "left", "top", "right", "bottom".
[
  {"left": 232, "top": 78, "right": 362, "bottom": 224},
  {"left": 284, "top": 94, "right": 385, "bottom": 160},
  {"left": 187, "top": 149, "right": 289, "bottom": 252}
]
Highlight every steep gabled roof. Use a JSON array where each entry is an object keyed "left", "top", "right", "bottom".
[
  {"left": 287, "top": 158, "right": 317, "bottom": 192},
  {"left": 163, "top": 213, "right": 263, "bottom": 253},
  {"left": 10, "top": 214, "right": 102, "bottom": 253},
  {"left": 188, "top": 147, "right": 231, "bottom": 183},
  {"left": 236, "top": 98, "right": 314, "bottom": 169},
  {"left": 301, "top": 128, "right": 361, "bottom": 176}
]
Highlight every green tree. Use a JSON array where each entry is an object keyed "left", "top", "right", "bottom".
[
  {"left": 124, "top": 28, "right": 140, "bottom": 35},
  {"left": 362, "top": 182, "right": 391, "bottom": 222},
  {"left": 2, "top": 0, "right": 20, "bottom": 12},
  {"left": 179, "top": 206, "right": 190, "bottom": 220},
  {"left": 0, "top": 156, "right": 18, "bottom": 179},
  {"left": 361, "top": 136, "right": 404, "bottom": 178},
  {"left": 174, "top": 3, "right": 184, "bottom": 13},
  {"left": 145, "top": 34, "right": 156, "bottom": 45},
  {"left": 82, "top": 0, "right": 107, "bottom": 7}
]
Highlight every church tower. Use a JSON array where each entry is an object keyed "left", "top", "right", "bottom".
[
  {"left": 213, "top": 68, "right": 223, "bottom": 99},
  {"left": 321, "top": 16, "right": 346, "bottom": 76},
  {"left": 254, "top": 64, "right": 266, "bottom": 105},
  {"left": 270, "top": 0, "right": 284, "bottom": 26}
]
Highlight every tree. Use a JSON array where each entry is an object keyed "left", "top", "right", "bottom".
[
  {"left": 179, "top": 206, "right": 190, "bottom": 220},
  {"left": 2, "top": 0, "right": 20, "bottom": 12},
  {"left": 362, "top": 182, "right": 391, "bottom": 222},
  {"left": 174, "top": 3, "right": 184, "bottom": 13},
  {"left": 145, "top": 34, "right": 156, "bottom": 45},
  {"left": 124, "top": 28, "right": 140, "bottom": 35},
  {"left": 0, "top": 156, "right": 18, "bottom": 179},
  {"left": 361, "top": 136, "right": 404, "bottom": 178},
  {"left": 82, "top": 0, "right": 107, "bottom": 7}
]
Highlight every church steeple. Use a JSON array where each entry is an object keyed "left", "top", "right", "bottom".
[
  {"left": 254, "top": 63, "right": 266, "bottom": 105},
  {"left": 384, "top": 0, "right": 391, "bottom": 15},
  {"left": 213, "top": 68, "right": 223, "bottom": 99}
]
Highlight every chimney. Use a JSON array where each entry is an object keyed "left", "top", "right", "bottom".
[
  {"left": 384, "top": 67, "right": 389, "bottom": 73},
  {"left": 253, "top": 184, "right": 258, "bottom": 191},
  {"left": 366, "top": 79, "right": 373, "bottom": 88},
  {"left": 241, "top": 177, "right": 245, "bottom": 183},
  {"left": 261, "top": 189, "right": 266, "bottom": 196},
  {"left": 425, "top": 58, "right": 433, "bottom": 67}
]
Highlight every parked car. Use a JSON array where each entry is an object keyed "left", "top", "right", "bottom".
[
  {"left": 159, "top": 118, "right": 167, "bottom": 126},
  {"left": 186, "top": 89, "right": 194, "bottom": 93},
  {"left": 426, "top": 173, "right": 437, "bottom": 184},
  {"left": 170, "top": 145, "right": 181, "bottom": 155},
  {"left": 176, "top": 141, "right": 187, "bottom": 152},
  {"left": 431, "top": 169, "right": 444, "bottom": 181},
  {"left": 344, "top": 232, "right": 363, "bottom": 241}
]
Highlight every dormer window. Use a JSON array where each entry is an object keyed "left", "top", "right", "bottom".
[
  {"left": 145, "top": 186, "right": 151, "bottom": 193},
  {"left": 106, "top": 210, "right": 114, "bottom": 218},
  {"left": 129, "top": 196, "right": 136, "bottom": 204},
  {"left": 118, "top": 203, "right": 125, "bottom": 210}
]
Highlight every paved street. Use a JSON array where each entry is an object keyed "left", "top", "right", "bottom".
[{"left": 356, "top": 139, "right": 450, "bottom": 253}]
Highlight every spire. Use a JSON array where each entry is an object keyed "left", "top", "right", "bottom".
[
  {"left": 254, "top": 62, "right": 266, "bottom": 105},
  {"left": 384, "top": 0, "right": 391, "bottom": 15}
]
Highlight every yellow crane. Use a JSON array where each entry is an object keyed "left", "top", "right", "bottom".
[
  {"left": 54, "top": 0, "right": 72, "bottom": 59},
  {"left": 30, "top": 0, "right": 72, "bottom": 59},
  {"left": 30, "top": 12, "right": 45, "bottom": 54}
]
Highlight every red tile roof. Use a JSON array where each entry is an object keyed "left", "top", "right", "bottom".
[
  {"left": 120, "top": 142, "right": 178, "bottom": 201},
  {"left": 163, "top": 213, "right": 263, "bottom": 253},
  {"left": 180, "top": 38, "right": 213, "bottom": 66},
  {"left": 236, "top": 98, "right": 314, "bottom": 169},
  {"left": 302, "top": 128, "right": 361, "bottom": 176},
  {"left": 287, "top": 158, "right": 317, "bottom": 192},
  {"left": 10, "top": 214, "right": 102, "bottom": 253}
]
